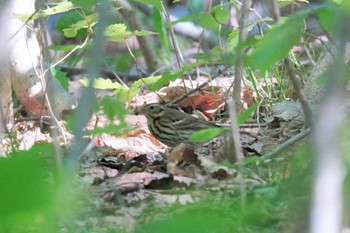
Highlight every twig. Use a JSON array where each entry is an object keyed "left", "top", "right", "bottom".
[
  {"left": 227, "top": 97, "right": 246, "bottom": 211},
  {"left": 7, "top": 9, "right": 40, "bottom": 42},
  {"left": 233, "top": 0, "right": 251, "bottom": 112},
  {"left": 124, "top": 38, "right": 142, "bottom": 77},
  {"left": 301, "top": 36, "right": 316, "bottom": 66},
  {"left": 38, "top": 37, "right": 90, "bottom": 146},
  {"left": 229, "top": 1, "right": 252, "bottom": 211},
  {"left": 284, "top": 58, "right": 314, "bottom": 128},
  {"left": 239, "top": 123, "right": 267, "bottom": 128},
  {"left": 227, "top": 98, "right": 243, "bottom": 163},
  {"left": 160, "top": 1, "right": 198, "bottom": 107},
  {"left": 161, "top": 1, "right": 183, "bottom": 69}
]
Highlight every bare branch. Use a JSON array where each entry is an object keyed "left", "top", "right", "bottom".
[{"left": 233, "top": 0, "right": 251, "bottom": 111}]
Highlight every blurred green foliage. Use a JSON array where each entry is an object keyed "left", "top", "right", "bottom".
[
  {"left": 0, "top": 144, "right": 77, "bottom": 233},
  {"left": 4, "top": 0, "right": 349, "bottom": 232},
  {"left": 135, "top": 145, "right": 313, "bottom": 233}
]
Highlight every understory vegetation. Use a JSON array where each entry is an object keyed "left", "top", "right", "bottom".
[{"left": 0, "top": 0, "right": 349, "bottom": 232}]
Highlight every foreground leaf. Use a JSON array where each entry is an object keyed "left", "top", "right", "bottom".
[
  {"left": 190, "top": 128, "right": 225, "bottom": 142},
  {"left": 245, "top": 12, "right": 306, "bottom": 72}
]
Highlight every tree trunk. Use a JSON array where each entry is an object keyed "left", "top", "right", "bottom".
[
  {"left": 0, "top": 0, "right": 13, "bottom": 132},
  {"left": 7, "top": 0, "right": 76, "bottom": 119}
]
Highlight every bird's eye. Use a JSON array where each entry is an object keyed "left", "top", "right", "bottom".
[{"left": 149, "top": 105, "right": 155, "bottom": 111}]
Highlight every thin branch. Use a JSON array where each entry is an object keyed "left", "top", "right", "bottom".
[
  {"left": 284, "top": 58, "right": 314, "bottom": 128},
  {"left": 233, "top": 0, "right": 251, "bottom": 111},
  {"left": 124, "top": 38, "right": 142, "bottom": 77},
  {"left": 160, "top": 1, "right": 183, "bottom": 69},
  {"left": 263, "top": 128, "right": 311, "bottom": 159},
  {"left": 227, "top": 98, "right": 243, "bottom": 163}
]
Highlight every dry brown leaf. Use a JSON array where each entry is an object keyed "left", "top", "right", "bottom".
[
  {"left": 166, "top": 144, "right": 203, "bottom": 177},
  {"left": 99, "top": 133, "right": 165, "bottom": 154},
  {"left": 160, "top": 86, "right": 188, "bottom": 103},
  {"left": 180, "top": 88, "right": 225, "bottom": 117}
]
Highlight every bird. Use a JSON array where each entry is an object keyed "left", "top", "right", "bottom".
[{"left": 136, "top": 103, "right": 221, "bottom": 148}]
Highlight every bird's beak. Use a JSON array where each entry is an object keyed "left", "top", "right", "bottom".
[{"left": 134, "top": 108, "right": 142, "bottom": 115}]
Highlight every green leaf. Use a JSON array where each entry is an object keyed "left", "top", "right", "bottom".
[
  {"left": 135, "top": 198, "right": 234, "bottom": 233},
  {"left": 190, "top": 127, "right": 225, "bottom": 143},
  {"left": 121, "top": 76, "right": 161, "bottom": 101},
  {"left": 237, "top": 103, "right": 258, "bottom": 124},
  {"left": 132, "top": 30, "right": 157, "bottom": 36},
  {"left": 167, "top": 12, "right": 220, "bottom": 30},
  {"left": 147, "top": 70, "right": 182, "bottom": 91},
  {"left": 114, "top": 76, "right": 162, "bottom": 102},
  {"left": 198, "top": 13, "right": 220, "bottom": 30},
  {"left": 211, "top": 5, "right": 230, "bottom": 24},
  {"left": 63, "top": 13, "right": 98, "bottom": 38},
  {"left": 243, "top": 156, "right": 264, "bottom": 165},
  {"left": 152, "top": 7, "right": 171, "bottom": 59},
  {"left": 80, "top": 77, "right": 122, "bottom": 89},
  {"left": 0, "top": 144, "right": 56, "bottom": 229},
  {"left": 245, "top": 12, "right": 306, "bottom": 72},
  {"left": 36, "top": 1, "right": 74, "bottom": 18},
  {"left": 105, "top": 25, "right": 156, "bottom": 43},
  {"left": 80, "top": 76, "right": 161, "bottom": 102},
  {"left": 227, "top": 29, "right": 240, "bottom": 52},
  {"left": 101, "top": 96, "right": 129, "bottom": 121},
  {"left": 71, "top": 0, "right": 97, "bottom": 10},
  {"left": 104, "top": 23, "right": 128, "bottom": 42},
  {"left": 49, "top": 44, "right": 79, "bottom": 51},
  {"left": 52, "top": 67, "right": 69, "bottom": 90},
  {"left": 316, "top": 4, "right": 342, "bottom": 34},
  {"left": 63, "top": 27, "right": 78, "bottom": 37},
  {"left": 133, "top": 0, "right": 162, "bottom": 11},
  {"left": 55, "top": 10, "right": 89, "bottom": 39},
  {"left": 227, "top": 24, "right": 255, "bottom": 52},
  {"left": 147, "top": 63, "right": 199, "bottom": 91},
  {"left": 339, "top": 0, "right": 350, "bottom": 11}
]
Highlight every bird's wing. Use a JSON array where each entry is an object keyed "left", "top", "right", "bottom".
[{"left": 170, "top": 114, "right": 219, "bottom": 130}]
